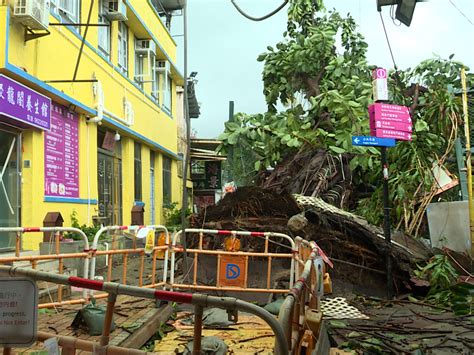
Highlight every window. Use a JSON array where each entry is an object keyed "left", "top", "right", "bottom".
[
  {"left": 51, "top": 0, "right": 81, "bottom": 25},
  {"left": 134, "top": 37, "right": 144, "bottom": 89},
  {"left": 98, "top": 0, "right": 111, "bottom": 58},
  {"left": 163, "top": 76, "right": 172, "bottom": 111},
  {"left": 162, "top": 157, "right": 172, "bottom": 205},
  {"left": 152, "top": 63, "right": 160, "bottom": 102},
  {"left": 118, "top": 22, "right": 129, "bottom": 75},
  {"left": 134, "top": 142, "right": 142, "bottom": 201}
]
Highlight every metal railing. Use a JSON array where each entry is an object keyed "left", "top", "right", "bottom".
[
  {"left": 0, "top": 227, "right": 90, "bottom": 300},
  {"left": 0, "top": 265, "right": 288, "bottom": 355},
  {"left": 169, "top": 228, "right": 297, "bottom": 293},
  {"left": 0, "top": 225, "right": 171, "bottom": 309}
]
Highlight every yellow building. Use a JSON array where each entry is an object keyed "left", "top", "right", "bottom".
[{"left": 0, "top": 0, "right": 186, "bottom": 250}]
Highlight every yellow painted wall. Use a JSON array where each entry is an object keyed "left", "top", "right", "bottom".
[
  {"left": 0, "top": 7, "right": 6, "bottom": 67},
  {"left": 0, "top": 2, "right": 183, "bottom": 250}
]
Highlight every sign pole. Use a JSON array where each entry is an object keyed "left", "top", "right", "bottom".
[
  {"left": 353, "top": 67, "right": 412, "bottom": 298},
  {"left": 381, "top": 147, "right": 393, "bottom": 298}
]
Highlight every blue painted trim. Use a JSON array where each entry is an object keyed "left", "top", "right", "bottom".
[
  {"left": 134, "top": 201, "right": 145, "bottom": 207},
  {"left": 6, "top": 63, "right": 96, "bottom": 115},
  {"left": 44, "top": 197, "right": 98, "bottom": 204},
  {"left": 124, "top": 0, "right": 184, "bottom": 82},
  {"left": 101, "top": 115, "right": 181, "bottom": 159}
]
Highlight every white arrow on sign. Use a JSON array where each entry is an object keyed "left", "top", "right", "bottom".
[{"left": 354, "top": 138, "right": 360, "bottom": 144}]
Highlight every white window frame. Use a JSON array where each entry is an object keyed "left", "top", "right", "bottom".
[
  {"left": 98, "top": 0, "right": 111, "bottom": 58},
  {"left": 134, "top": 37, "right": 145, "bottom": 89},
  {"left": 51, "top": 0, "right": 81, "bottom": 25},
  {"left": 152, "top": 63, "right": 160, "bottom": 103},
  {"left": 163, "top": 76, "right": 172, "bottom": 111},
  {"left": 118, "top": 22, "right": 129, "bottom": 75}
]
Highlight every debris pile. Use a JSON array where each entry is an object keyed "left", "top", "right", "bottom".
[
  {"left": 258, "top": 149, "right": 353, "bottom": 209},
  {"left": 191, "top": 186, "right": 432, "bottom": 296}
]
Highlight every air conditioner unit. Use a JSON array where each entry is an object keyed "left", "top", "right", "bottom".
[
  {"left": 106, "top": 0, "right": 127, "bottom": 21},
  {"left": 12, "top": 0, "right": 50, "bottom": 31},
  {"left": 135, "top": 40, "right": 156, "bottom": 56},
  {"left": 154, "top": 60, "right": 170, "bottom": 73}
]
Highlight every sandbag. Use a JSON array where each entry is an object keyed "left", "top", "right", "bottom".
[
  {"left": 264, "top": 298, "right": 284, "bottom": 315},
  {"left": 184, "top": 336, "right": 227, "bottom": 355},
  {"left": 71, "top": 299, "right": 116, "bottom": 336}
]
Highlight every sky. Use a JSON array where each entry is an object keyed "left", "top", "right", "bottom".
[{"left": 171, "top": 0, "right": 474, "bottom": 138}]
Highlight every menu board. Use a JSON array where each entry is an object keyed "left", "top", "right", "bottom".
[{"left": 44, "top": 104, "right": 79, "bottom": 198}]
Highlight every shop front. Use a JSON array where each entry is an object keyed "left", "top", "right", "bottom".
[{"left": 0, "top": 74, "right": 51, "bottom": 251}]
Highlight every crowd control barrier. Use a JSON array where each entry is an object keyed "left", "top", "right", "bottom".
[{"left": 168, "top": 228, "right": 297, "bottom": 294}]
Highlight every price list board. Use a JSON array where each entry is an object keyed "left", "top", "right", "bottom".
[{"left": 44, "top": 104, "right": 79, "bottom": 198}]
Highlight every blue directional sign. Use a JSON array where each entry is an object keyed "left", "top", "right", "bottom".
[
  {"left": 352, "top": 136, "right": 396, "bottom": 147},
  {"left": 226, "top": 264, "right": 240, "bottom": 279}
]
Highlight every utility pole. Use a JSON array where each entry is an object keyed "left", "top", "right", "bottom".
[{"left": 227, "top": 101, "right": 235, "bottom": 182}]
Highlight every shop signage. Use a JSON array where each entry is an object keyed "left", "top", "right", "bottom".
[
  {"left": 204, "top": 161, "right": 222, "bottom": 189},
  {"left": 0, "top": 74, "right": 51, "bottom": 130},
  {"left": 0, "top": 278, "right": 38, "bottom": 347},
  {"left": 44, "top": 103, "right": 79, "bottom": 198}
]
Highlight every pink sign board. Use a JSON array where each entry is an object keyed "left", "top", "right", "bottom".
[
  {"left": 369, "top": 103, "right": 411, "bottom": 123},
  {"left": 370, "top": 118, "right": 412, "bottom": 132},
  {"left": 44, "top": 103, "right": 79, "bottom": 198},
  {"left": 371, "top": 129, "right": 412, "bottom": 141},
  {"left": 372, "top": 68, "right": 387, "bottom": 80}
]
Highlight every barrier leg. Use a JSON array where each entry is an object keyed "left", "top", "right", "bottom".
[
  {"left": 3, "top": 347, "right": 11, "bottom": 355},
  {"left": 100, "top": 292, "right": 117, "bottom": 346},
  {"left": 193, "top": 305, "right": 204, "bottom": 354}
]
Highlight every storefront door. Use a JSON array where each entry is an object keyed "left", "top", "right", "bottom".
[
  {"left": 0, "top": 128, "right": 20, "bottom": 251},
  {"left": 98, "top": 152, "right": 122, "bottom": 226}
]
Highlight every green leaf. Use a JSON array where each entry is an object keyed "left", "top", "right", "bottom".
[
  {"left": 329, "top": 146, "right": 346, "bottom": 154},
  {"left": 329, "top": 320, "right": 348, "bottom": 328},
  {"left": 347, "top": 331, "right": 363, "bottom": 338},
  {"left": 254, "top": 160, "right": 261, "bottom": 171}
]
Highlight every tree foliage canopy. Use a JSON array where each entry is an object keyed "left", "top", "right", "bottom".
[{"left": 219, "top": 0, "right": 474, "bottom": 235}]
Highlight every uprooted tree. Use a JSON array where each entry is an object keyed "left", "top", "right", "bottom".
[{"left": 219, "top": 0, "right": 474, "bottom": 237}]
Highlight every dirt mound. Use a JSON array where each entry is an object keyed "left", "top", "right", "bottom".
[{"left": 199, "top": 186, "right": 300, "bottom": 222}]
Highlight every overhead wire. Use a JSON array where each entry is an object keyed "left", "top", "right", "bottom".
[
  {"left": 449, "top": 0, "right": 474, "bottom": 26},
  {"left": 379, "top": 11, "right": 398, "bottom": 70},
  {"left": 230, "top": 0, "right": 289, "bottom": 21}
]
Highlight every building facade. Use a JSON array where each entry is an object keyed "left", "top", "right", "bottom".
[{"left": 0, "top": 0, "right": 185, "bottom": 250}]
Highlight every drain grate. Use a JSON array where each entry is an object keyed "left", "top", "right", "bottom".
[{"left": 321, "top": 297, "right": 369, "bottom": 319}]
